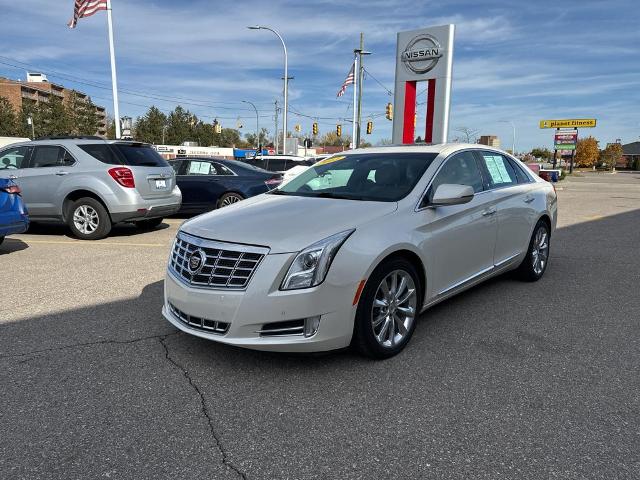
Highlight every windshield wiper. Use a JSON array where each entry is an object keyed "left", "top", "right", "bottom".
[
  {"left": 268, "top": 189, "right": 290, "bottom": 195},
  {"left": 311, "top": 192, "right": 365, "bottom": 200}
]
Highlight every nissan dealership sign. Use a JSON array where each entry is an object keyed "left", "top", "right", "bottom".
[{"left": 392, "top": 25, "right": 455, "bottom": 145}]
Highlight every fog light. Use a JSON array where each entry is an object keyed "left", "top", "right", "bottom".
[{"left": 303, "top": 315, "right": 321, "bottom": 337}]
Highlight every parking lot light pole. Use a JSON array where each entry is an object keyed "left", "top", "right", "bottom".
[
  {"left": 248, "top": 25, "right": 287, "bottom": 154},
  {"left": 500, "top": 120, "right": 516, "bottom": 155},
  {"left": 242, "top": 100, "right": 260, "bottom": 151}
]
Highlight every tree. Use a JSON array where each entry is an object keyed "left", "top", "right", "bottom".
[
  {"left": 134, "top": 106, "right": 168, "bottom": 144},
  {"left": 454, "top": 126, "right": 479, "bottom": 143},
  {"left": 600, "top": 143, "right": 623, "bottom": 171},
  {"left": 318, "top": 131, "right": 350, "bottom": 147},
  {"left": 574, "top": 136, "right": 599, "bottom": 168},
  {"left": 245, "top": 127, "right": 270, "bottom": 148},
  {"left": 0, "top": 96, "right": 18, "bottom": 136},
  {"left": 376, "top": 138, "right": 392, "bottom": 146},
  {"left": 530, "top": 147, "right": 553, "bottom": 161},
  {"left": 66, "top": 92, "right": 99, "bottom": 136}
]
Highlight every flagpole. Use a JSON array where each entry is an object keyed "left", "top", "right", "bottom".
[
  {"left": 106, "top": 0, "right": 121, "bottom": 139},
  {"left": 351, "top": 54, "right": 358, "bottom": 149}
]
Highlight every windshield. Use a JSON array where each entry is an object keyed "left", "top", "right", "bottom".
[{"left": 273, "top": 152, "right": 437, "bottom": 201}]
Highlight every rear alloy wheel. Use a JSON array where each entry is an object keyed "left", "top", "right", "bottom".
[
  {"left": 516, "top": 220, "right": 550, "bottom": 282},
  {"left": 68, "top": 197, "right": 111, "bottom": 240},
  {"left": 135, "top": 218, "right": 164, "bottom": 230},
  {"left": 353, "top": 258, "right": 422, "bottom": 359},
  {"left": 218, "top": 192, "right": 244, "bottom": 208}
]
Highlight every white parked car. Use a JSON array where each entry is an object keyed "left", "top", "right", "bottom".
[{"left": 163, "top": 144, "right": 557, "bottom": 358}]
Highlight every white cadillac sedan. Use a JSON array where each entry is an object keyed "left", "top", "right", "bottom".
[{"left": 162, "top": 144, "right": 557, "bottom": 358}]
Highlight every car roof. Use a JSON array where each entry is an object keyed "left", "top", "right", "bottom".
[
  {"left": 12, "top": 137, "right": 151, "bottom": 147},
  {"left": 338, "top": 143, "right": 510, "bottom": 157}
]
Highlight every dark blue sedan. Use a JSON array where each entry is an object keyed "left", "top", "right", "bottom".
[
  {"left": 170, "top": 157, "right": 282, "bottom": 214},
  {"left": 0, "top": 178, "right": 29, "bottom": 246}
]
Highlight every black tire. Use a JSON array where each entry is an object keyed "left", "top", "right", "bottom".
[
  {"left": 67, "top": 197, "right": 112, "bottom": 240},
  {"left": 217, "top": 192, "right": 245, "bottom": 208},
  {"left": 516, "top": 220, "right": 551, "bottom": 282},
  {"left": 135, "top": 218, "right": 164, "bottom": 230},
  {"left": 352, "top": 257, "right": 423, "bottom": 359}
]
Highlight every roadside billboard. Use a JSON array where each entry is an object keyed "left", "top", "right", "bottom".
[
  {"left": 540, "top": 119, "right": 596, "bottom": 129},
  {"left": 554, "top": 131, "right": 578, "bottom": 150}
]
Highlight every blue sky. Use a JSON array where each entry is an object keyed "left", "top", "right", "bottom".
[{"left": 0, "top": 0, "right": 638, "bottom": 150}]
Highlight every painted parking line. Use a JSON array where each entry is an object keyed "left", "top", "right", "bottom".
[{"left": 21, "top": 239, "right": 167, "bottom": 248}]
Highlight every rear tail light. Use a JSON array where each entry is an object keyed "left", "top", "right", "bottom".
[
  {"left": 264, "top": 177, "right": 282, "bottom": 189},
  {"left": 108, "top": 167, "right": 135, "bottom": 188},
  {"left": 1, "top": 184, "right": 21, "bottom": 194}
]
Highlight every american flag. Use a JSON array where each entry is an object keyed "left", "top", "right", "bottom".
[
  {"left": 336, "top": 62, "right": 355, "bottom": 98},
  {"left": 68, "top": 0, "right": 108, "bottom": 28}
]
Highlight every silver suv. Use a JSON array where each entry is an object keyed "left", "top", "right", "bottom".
[{"left": 0, "top": 136, "right": 181, "bottom": 240}]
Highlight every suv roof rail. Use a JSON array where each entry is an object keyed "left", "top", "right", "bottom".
[{"left": 35, "top": 135, "right": 105, "bottom": 141}]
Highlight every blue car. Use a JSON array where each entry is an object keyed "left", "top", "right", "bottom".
[
  {"left": 0, "top": 178, "right": 29, "bottom": 246},
  {"left": 170, "top": 157, "right": 282, "bottom": 214}
]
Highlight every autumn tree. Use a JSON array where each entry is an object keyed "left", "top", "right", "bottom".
[
  {"left": 318, "top": 131, "right": 350, "bottom": 147},
  {"left": 453, "top": 126, "right": 479, "bottom": 143},
  {"left": 600, "top": 143, "right": 623, "bottom": 171},
  {"left": 245, "top": 127, "right": 270, "bottom": 148},
  {"left": 574, "top": 136, "right": 599, "bottom": 168}
]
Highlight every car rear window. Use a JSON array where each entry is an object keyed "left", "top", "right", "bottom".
[
  {"left": 112, "top": 144, "right": 169, "bottom": 167},
  {"left": 79, "top": 143, "right": 169, "bottom": 167}
]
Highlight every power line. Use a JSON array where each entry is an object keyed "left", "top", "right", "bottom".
[{"left": 362, "top": 68, "right": 393, "bottom": 97}]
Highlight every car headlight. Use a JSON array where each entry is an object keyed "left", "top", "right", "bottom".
[{"left": 280, "top": 229, "right": 355, "bottom": 290}]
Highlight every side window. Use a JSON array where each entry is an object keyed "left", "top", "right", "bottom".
[
  {"left": 61, "top": 148, "right": 76, "bottom": 166},
  {"left": 428, "top": 151, "right": 484, "bottom": 202},
  {"left": 0, "top": 146, "right": 30, "bottom": 169},
  {"left": 212, "top": 163, "right": 235, "bottom": 176},
  {"left": 169, "top": 161, "right": 181, "bottom": 174},
  {"left": 79, "top": 144, "right": 120, "bottom": 165},
  {"left": 478, "top": 152, "right": 518, "bottom": 188},
  {"left": 267, "top": 158, "right": 287, "bottom": 172},
  {"left": 31, "top": 146, "right": 64, "bottom": 168},
  {"left": 186, "top": 160, "right": 212, "bottom": 175},
  {"left": 506, "top": 157, "right": 532, "bottom": 184}
]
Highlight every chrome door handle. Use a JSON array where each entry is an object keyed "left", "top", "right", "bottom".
[
  {"left": 482, "top": 208, "right": 497, "bottom": 216},
  {"left": 55, "top": 171, "right": 69, "bottom": 176},
  {"left": 524, "top": 196, "right": 534, "bottom": 204}
]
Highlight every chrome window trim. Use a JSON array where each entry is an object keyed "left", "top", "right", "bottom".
[{"left": 415, "top": 147, "right": 487, "bottom": 212}]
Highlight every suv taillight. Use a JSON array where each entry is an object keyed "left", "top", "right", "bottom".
[
  {"left": 1, "top": 185, "right": 21, "bottom": 194},
  {"left": 108, "top": 167, "right": 135, "bottom": 188}
]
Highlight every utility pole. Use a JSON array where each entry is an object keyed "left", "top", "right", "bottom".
[
  {"left": 354, "top": 34, "right": 371, "bottom": 149},
  {"left": 274, "top": 100, "right": 279, "bottom": 154}
]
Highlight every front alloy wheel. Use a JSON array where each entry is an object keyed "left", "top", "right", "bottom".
[
  {"left": 353, "top": 257, "right": 422, "bottom": 359},
  {"left": 371, "top": 270, "right": 417, "bottom": 348}
]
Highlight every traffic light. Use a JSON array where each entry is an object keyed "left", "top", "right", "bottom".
[
  {"left": 312, "top": 122, "right": 318, "bottom": 135},
  {"left": 336, "top": 124, "right": 342, "bottom": 137},
  {"left": 385, "top": 102, "right": 393, "bottom": 121},
  {"left": 295, "top": 124, "right": 301, "bottom": 132},
  {"left": 366, "top": 120, "right": 373, "bottom": 135}
]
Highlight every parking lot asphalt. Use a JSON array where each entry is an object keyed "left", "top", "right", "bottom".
[{"left": 1, "top": 171, "right": 639, "bottom": 479}]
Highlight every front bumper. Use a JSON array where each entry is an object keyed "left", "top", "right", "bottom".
[{"left": 162, "top": 252, "right": 358, "bottom": 353}]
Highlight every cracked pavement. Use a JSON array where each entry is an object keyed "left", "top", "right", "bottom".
[{"left": 1, "top": 172, "right": 639, "bottom": 479}]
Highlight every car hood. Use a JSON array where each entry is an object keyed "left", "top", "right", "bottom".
[{"left": 180, "top": 194, "right": 397, "bottom": 254}]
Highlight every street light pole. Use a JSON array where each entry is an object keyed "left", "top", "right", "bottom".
[
  {"left": 162, "top": 125, "right": 168, "bottom": 145},
  {"left": 242, "top": 100, "right": 260, "bottom": 151},
  {"left": 248, "top": 26, "right": 287, "bottom": 155}
]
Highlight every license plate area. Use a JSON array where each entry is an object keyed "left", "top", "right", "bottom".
[{"left": 155, "top": 179, "right": 167, "bottom": 189}]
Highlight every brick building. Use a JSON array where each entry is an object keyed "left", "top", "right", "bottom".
[
  {"left": 0, "top": 73, "right": 107, "bottom": 136},
  {"left": 478, "top": 135, "right": 500, "bottom": 147}
]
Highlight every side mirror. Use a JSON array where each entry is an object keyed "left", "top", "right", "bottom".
[{"left": 430, "top": 184, "right": 475, "bottom": 206}]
